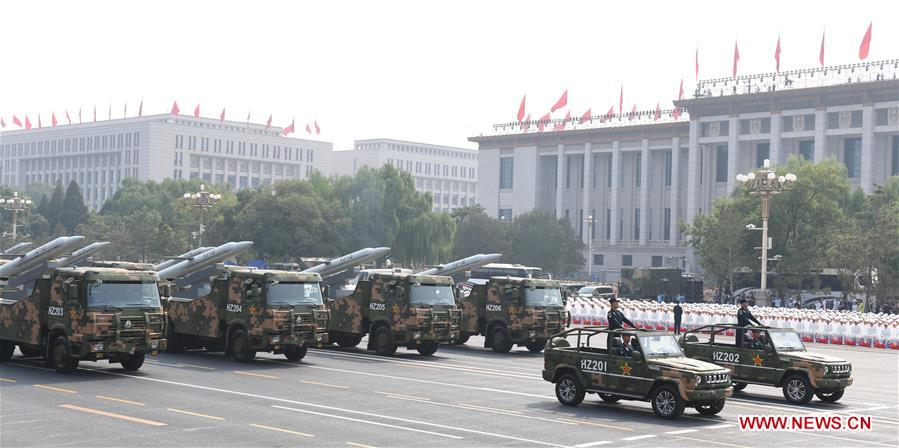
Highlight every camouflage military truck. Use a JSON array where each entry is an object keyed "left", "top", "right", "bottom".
[
  {"left": 164, "top": 268, "right": 329, "bottom": 362},
  {"left": 327, "top": 269, "right": 461, "bottom": 356},
  {"left": 457, "top": 276, "right": 568, "bottom": 353},
  {"left": 0, "top": 264, "right": 166, "bottom": 373},
  {"left": 543, "top": 327, "right": 732, "bottom": 419},
  {"left": 680, "top": 324, "right": 852, "bottom": 404}
]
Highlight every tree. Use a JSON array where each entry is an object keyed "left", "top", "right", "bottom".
[
  {"left": 44, "top": 183, "right": 65, "bottom": 230},
  {"left": 508, "top": 211, "right": 584, "bottom": 276},
  {"left": 451, "top": 206, "right": 510, "bottom": 259},
  {"left": 682, "top": 197, "right": 755, "bottom": 294},
  {"left": 59, "top": 181, "right": 89, "bottom": 233}
]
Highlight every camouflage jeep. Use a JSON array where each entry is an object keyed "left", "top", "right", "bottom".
[
  {"left": 458, "top": 276, "right": 568, "bottom": 353},
  {"left": 0, "top": 266, "right": 166, "bottom": 373},
  {"left": 680, "top": 324, "right": 853, "bottom": 404},
  {"left": 543, "top": 327, "right": 732, "bottom": 419}
]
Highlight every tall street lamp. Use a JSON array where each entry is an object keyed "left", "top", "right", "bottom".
[
  {"left": 182, "top": 184, "right": 221, "bottom": 247},
  {"left": 0, "top": 192, "right": 33, "bottom": 241},
  {"left": 584, "top": 214, "right": 595, "bottom": 281},
  {"left": 736, "top": 159, "right": 797, "bottom": 292}
]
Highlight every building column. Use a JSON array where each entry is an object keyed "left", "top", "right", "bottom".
[
  {"left": 727, "top": 115, "right": 739, "bottom": 193},
  {"left": 686, "top": 120, "right": 700, "bottom": 225},
  {"left": 770, "top": 112, "right": 782, "bottom": 165},
  {"left": 670, "top": 136, "right": 681, "bottom": 247},
  {"left": 609, "top": 141, "right": 621, "bottom": 246},
  {"left": 860, "top": 103, "right": 875, "bottom": 193},
  {"left": 814, "top": 108, "right": 826, "bottom": 162},
  {"left": 582, "top": 142, "right": 592, "bottom": 245},
  {"left": 639, "top": 138, "right": 650, "bottom": 246},
  {"left": 555, "top": 144, "right": 564, "bottom": 219}
]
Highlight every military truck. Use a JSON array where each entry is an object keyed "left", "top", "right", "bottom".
[
  {"left": 680, "top": 324, "right": 853, "bottom": 404},
  {"left": 0, "top": 241, "right": 166, "bottom": 373},
  {"left": 457, "top": 276, "right": 568, "bottom": 353},
  {"left": 618, "top": 267, "right": 683, "bottom": 300},
  {"left": 164, "top": 267, "right": 329, "bottom": 362},
  {"left": 327, "top": 269, "right": 461, "bottom": 356},
  {"left": 543, "top": 327, "right": 732, "bottom": 419}
]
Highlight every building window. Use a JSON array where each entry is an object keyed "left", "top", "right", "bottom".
[
  {"left": 592, "top": 155, "right": 599, "bottom": 188},
  {"left": 622, "top": 255, "right": 633, "bottom": 267},
  {"left": 618, "top": 208, "right": 623, "bottom": 240},
  {"left": 799, "top": 140, "right": 814, "bottom": 161},
  {"left": 565, "top": 156, "right": 571, "bottom": 189},
  {"left": 499, "top": 157, "right": 514, "bottom": 189},
  {"left": 605, "top": 209, "right": 611, "bottom": 240},
  {"left": 634, "top": 208, "right": 640, "bottom": 240},
  {"left": 664, "top": 151, "right": 672, "bottom": 186},
  {"left": 498, "top": 208, "right": 513, "bottom": 222},
  {"left": 663, "top": 208, "right": 671, "bottom": 241},
  {"left": 564, "top": 209, "right": 570, "bottom": 223},
  {"left": 756, "top": 143, "right": 770, "bottom": 167},
  {"left": 635, "top": 153, "right": 642, "bottom": 187},
  {"left": 606, "top": 155, "right": 612, "bottom": 187},
  {"left": 651, "top": 256, "right": 663, "bottom": 267},
  {"left": 844, "top": 138, "right": 861, "bottom": 178},
  {"left": 593, "top": 254, "right": 604, "bottom": 266},
  {"left": 715, "top": 145, "right": 728, "bottom": 182}
]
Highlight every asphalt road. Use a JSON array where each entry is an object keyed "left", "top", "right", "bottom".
[{"left": 1, "top": 337, "right": 896, "bottom": 447}]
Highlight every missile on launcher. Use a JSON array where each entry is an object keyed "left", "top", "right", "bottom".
[
  {"left": 157, "top": 241, "right": 253, "bottom": 280},
  {"left": 301, "top": 247, "right": 390, "bottom": 278},
  {"left": 154, "top": 246, "right": 214, "bottom": 271},
  {"left": 3, "top": 242, "right": 33, "bottom": 254},
  {"left": 0, "top": 236, "right": 85, "bottom": 279},
  {"left": 55, "top": 241, "right": 111, "bottom": 268},
  {"left": 417, "top": 253, "right": 503, "bottom": 277}
]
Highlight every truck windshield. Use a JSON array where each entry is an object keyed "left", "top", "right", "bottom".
[
  {"left": 266, "top": 282, "right": 323, "bottom": 306},
  {"left": 409, "top": 284, "right": 456, "bottom": 306},
  {"left": 768, "top": 331, "right": 806, "bottom": 351},
  {"left": 87, "top": 281, "right": 161, "bottom": 309},
  {"left": 637, "top": 335, "right": 684, "bottom": 357},
  {"left": 524, "top": 287, "right": 563, "bottom": 307}
]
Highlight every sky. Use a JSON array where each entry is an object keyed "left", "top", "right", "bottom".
[{"left": 1, "top": 0, "right": 897, "bottom": 150}]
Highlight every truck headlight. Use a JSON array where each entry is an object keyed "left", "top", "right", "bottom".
[
  {"left": 824, "top": 366, "right": 829, "bottom": 374},
  {"left": 693, "top": 376, "right": 702, "bottom": 386},
  {"left": 90, "top": 342, "right": 104, "bottom": 352}
]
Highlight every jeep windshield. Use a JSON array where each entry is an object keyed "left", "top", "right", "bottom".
[
  {"left": 524, "top": 287, "right": 563, "bottom": 307},
  {"left": 637, "top": 334, "right": 684, "bottom": 357},
  {"left": 768, "top": 330, "right": 806, "bottom": 352},
  {"left": 409, "top": 284, "right": 455, "bottom": 306},
  {"left": 87, "top": 281, "right": 161, "bottom": 309},
  {"left": 266, "top": 282, "right": 324, "bottom": 306}
]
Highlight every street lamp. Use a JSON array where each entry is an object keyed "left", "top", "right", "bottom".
[
  {"left": 736, "top": 159, "right": 797, "bottom": 291},
  {"left": 0, "top": 192, "right": 33, "bottom": 241},
  {"left": 584, "top": 214, "right": 595, "bottom": 280},
  {"left": 182, "top": 184, "right": 221, "bottom": 247}
]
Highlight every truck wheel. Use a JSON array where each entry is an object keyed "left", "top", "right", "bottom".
[
  {"left": 335, "top": 333, "right": 361, "bottom": 348},
  {"left": 230, "top": 329, "right": 256, "bottom": 362},
  {"left": 0, "top": 341, "right": 14, "bottom": 362},
  {"left": 165, "top": 320, "right": 183, "bottom": 353},
  {"left": 416, "top": 341, "right": 438, "bottom": 356},
  {"left": 525, "top": 340, "right": 546, "bottom": 353},
  {"left": 783, "top": 374, "right": 813, "bottom": 404},
  {"left": 455, "top": 334, "right": 470, "bottom": 345},
  {"left": 555, "top": 373, "right": 585, "bottom": 406},
  {"left": 490, "top": 326, "right": 512, "bottom": 353},
  {"left": 284, "top": 345, "right": 307, "bottom": 361},
  {"left": 372, "top": 327, "right": 397, "bottom": 356},
  {"left": 49, "top": 335, "right": 79, "bottom": 373},
  {"left": 815, "top": 389, "right": 844, "bottom": 402},
  {"left": 651, "top": 385, "right": 685, "bottom": 419},
  {"left": 598, "top": 393, "right": 621, "bottom": 403},
  {"left": 732, "top": 381, "right": 748, "bottom": 392},
  {"left": 695, "top": 399, "right": 726, "bottom": 415},
  {"left": 120, "top": 353, "right": 145, "bottom": 371}
]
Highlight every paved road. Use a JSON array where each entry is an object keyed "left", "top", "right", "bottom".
[{"left": 1, "top": 338, "right": 896, "bottom": 447}]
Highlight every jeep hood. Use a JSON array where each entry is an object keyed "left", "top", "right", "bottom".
[
  {"left": 651, "top": 357, "right": 728, "bottom": 373},
  {"left": 780, "top": 351, "right": 846, "bottom": 364}
]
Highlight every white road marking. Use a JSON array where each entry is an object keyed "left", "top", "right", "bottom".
[
  {"left": 703, "top": 423, "right": 734, "bottom": 429},
  {"left": 574, "top": 441, "right": 611, "bottom": 447},
  {"left": 621, "top": 434, "right": 657, "bottom": 441},
  {"left": 271, "top": 405, "right": 460, "bottom": 439},
  {"left": 666, "top": 429, "right": 698, "bottom": 435}
]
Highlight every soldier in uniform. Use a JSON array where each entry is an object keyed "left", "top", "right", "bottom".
[
  {"left": 673, "top": 300, "right": 683, "bottom": 335},
  {"left": 736, "top": 298, "right": 763, "bottom": 347},
  {"left": 607, "top": 298, "right": 636, "bottom": 354}
]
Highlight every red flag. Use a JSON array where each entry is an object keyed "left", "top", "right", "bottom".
[
  {"left": 283, "top": 118, "right": 295, "bottom": 136},
  {"left": 537, "top": 112, "right": 550, "bottom": 132},
  {"left": 305, "top": 123, "right": 311, "bottom": 134},
  {"left": 858, "top": 22, "right": 872, "bottom": 60},
  {"left": 554, "top": 111, "right": 570, "bottom": 131},
  {"left": 1, "top": 117, "right": 5, "bottom": 128},
  {"left": 654, "top": 102, "right": 661, "bottom": 121},
  {"left": 52, "top": 112, "right": 58, "bottom": 127},
  {"left": 517, "top": 95, "right": 526, "bottom": 122},
  {"left": 819, "top": 30, "right": 825, "bottom": 66},
  {"left": 695, "top": 46, "right": 699, "bottom": 80},
  {"left": 12, "top": 115, "right": 22, "bottom": 127},
  {"left": 775, "top": 35, "right": 782, "bottom": 72},
  {"left": 673, "top": 107, "right": 681, "bottom": 120},
  {"left": 550, "top": 90, "right": 567, "bottom": 113},
  {"left": 579, "top": 108, "right": 592, "bottom": 124},
  {"left": 171, "top": 101, "right": 180, "bottom": 115},
  {"left": 619, "top": 85, "right": 624, "bottom": 115},
  {"left": 193, "top": 104, "right": 200, "bottom": 118},
  {"left": 522, "top": 113, "right": 531, "bottom": 131},
  {"left": 600, "top": 106, "right": 614, "bottom": 123},
  {"left": 732, "top": 40, "right": 740, "bottom": 77},
  {"left": 25, "top": 115, "right": 32, "bottom": 129},
  {"left": 220, "top": 108, "right": 226, "bottom": 123},
  {"left": 65, "top": 110, "right": 71, "bottom": 124},
  {"left": 678, "top": 78, "right": 684, "bottom": 100},
  {"left": 266, "top": 114, "right": 272, "bottom": 129},
  {"left": 138, "top": 99, "right": 143, "bottom": 117},
  {"left": 314, "top": 120, "right": 320, "bottom": 135},
  {"left": 628, "top": 104, "right": 636, "bottom": 120}
]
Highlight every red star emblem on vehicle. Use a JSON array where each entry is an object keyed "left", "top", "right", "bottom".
[
  {"left": 69, "top": 308, "right": 78, "bottom": 320},
  {"left": 621, "top": 362, "right": 633, "bottom": 376},
  {"left": 248, "top": 304, "right": 257, "bottom": 315},
  {"left": 752, "top": 354, "right": 764, "bottom": 366},
  {"left": 507, "top": 305, "right": 519, "bottom": 315},
  {"left": 391, "top": 303, "right": 402, "bottom": 314}
]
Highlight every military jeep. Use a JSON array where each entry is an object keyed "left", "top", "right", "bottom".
[
  {"left": 680, "top": 324, "right": 853, "bottom": 404},
  {"left": 543, "top": 327, "right": 732, "bottom": 419}
]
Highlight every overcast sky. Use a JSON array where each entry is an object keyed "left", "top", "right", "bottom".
[{"left": 1, "top": 0, "right": 896, "bottom": 150}]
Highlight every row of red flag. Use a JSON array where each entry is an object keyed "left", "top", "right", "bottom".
[{"left": 1, "top": 99, "right": 321, "bottom": 137}]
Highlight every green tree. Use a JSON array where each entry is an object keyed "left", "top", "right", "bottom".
[
  {"left": 59, "top": 181, "right": 90, "bottom": 233},
  {"left": 45, "top": 183, "right": 65, "bottom": 230},
  {"left": 508, "top": 211, "right": 584, "bottom": 276},
  {"left": 682, "top": 198, "right": 755, "bottom": 294},
  {"left": 451, "top": 205, "right": 510, "bottom": 259}
]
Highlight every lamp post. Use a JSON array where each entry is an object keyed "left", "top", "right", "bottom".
[
  {"left": 584, "top": 214, "right": 595, "bottom": 281},
  {"left": 0, "top": 192, "right": 33, "bottom": 241},
  {"left": 736, "top": 159, "right": 797, "bottom": 291},
  {"left": 182, "top": 184, "right": 221, "bottom": 247}
]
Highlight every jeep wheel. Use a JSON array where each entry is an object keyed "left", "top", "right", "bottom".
[
  {"left": 598, "top": 393, "right": 621, "bottom": 403},
  {"left": 783, "top": 374, "right": 813, "bottom": 404},
  {"left": 815, "top": 389, "right": 844, "bottom": 403},
  {"left": 284, "top": 345, "right": 307, "bottom": 362},
  {"left": 555, "top": 373, "right": 585, "bottom": 406},
  {"left": 49, "top": 335, "right": 79, "bottom": 373},
  {"left": 417, "top": 341, "right": 439, "bottom": 356},
  {"left": 0, "top": 341, "right": 14, "bottom": 362},
  {"left": 120, "top": 353, "right": 145, "bottom": 371},
  {"left": 732, "top": 381, "right": 748, "bottom": 392},
  {"left": 525, "top": 340, "right": 546, "bottom": 353},
  {"left": 165, "top": 320, "right": 183, "bottom": 353},
  {"left": 651, "top": 385, "right": 685, "bottom": 419},
  {"left": 695, "top": 399, "right": 726, "bottom": 416},
  {"left": 372, "top": 327, "right": 397, "bottom": 356},
  {"left": 490, "top": 326, "right": 513, "bottom": 353},
  {"left": 230, "top": 329, "right": 256, "bottom": 362}
]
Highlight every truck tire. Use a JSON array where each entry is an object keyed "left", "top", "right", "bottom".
[
  {"left": 120, "top": 353, "right": 145, "bottom": 371},
  {"left": 783, "top": 373, "right": 813, "bottom": 404},
  {"left": 49, "top": 335, "right": 79, "bottom": 373},
  {"left": 555, "top": 373, "right": 585, "bottom": 406},
  {"left": 815, "top": 389, "right": 844, "bottom": 403},
  {"left": 490, "top": 326, "right": 513, "bottom": 353},
  {"left": 651, "top": 385, "right": 685, "bottom": 419},
  {"left": 0, "top": 341, "right": 14, "bottom": 362},
  {"left": 372, "top": 326, "right": 397, "bottom": 356},
  {"left": 284, "top": 345, "right": 307, "bottom": 361},
  {"left": 525, "top": 340, "right": 546, "bottom": 353},
  {"left": 416, "top": 341, "right": 438, "bottom": 356},
  {"left": 165, "top": 320, "right": 183, "bottom": 353},
  {"left": 695, "top": 399, "right": 726, "bottom": 415},
  {"left": 454, "top": 334, "right": 470, "bottom": 345},
  {"left": 230, "top": 329, "right": 256, "bottom": 362},
  {"left": 334, "top": 333, "right": 362, "bottom": 348}
]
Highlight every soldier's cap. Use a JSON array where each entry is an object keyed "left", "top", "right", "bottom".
[
  {"left": 608, "top": 297, "right": 619, "bottom": 303},
  {"left": 738, "top": 298, "right": 748, "bottom": 304}
]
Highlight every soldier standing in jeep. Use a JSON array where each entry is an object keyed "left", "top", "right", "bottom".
[{"left": 736, "top": 298, "right": 763, "bottom": 347}]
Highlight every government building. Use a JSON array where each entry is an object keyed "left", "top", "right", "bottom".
[
  {"left": 470, "top": 60, "right": 899, "bottom": 280},
  {"left": 332, "top": 138, "right": 479, "bottom": 213},
  {"left": 0, "top": 114, "right": 333, "bottom": 209}
]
